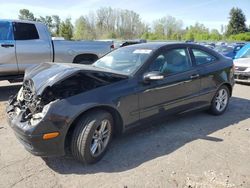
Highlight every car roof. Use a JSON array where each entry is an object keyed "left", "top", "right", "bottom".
[
  {"left": 122, "top": 42, "right": 210, "bottom": 50},
  {"left": 125, "top": 42, "right": 178, "bottom": 49},
  {"left": 122, "top": 42, "right": 224, "bottom": 60}
]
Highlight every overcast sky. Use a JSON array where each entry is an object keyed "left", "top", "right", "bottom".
[{"left": 0, "top": 0, "right": 249, "bottom": 30}]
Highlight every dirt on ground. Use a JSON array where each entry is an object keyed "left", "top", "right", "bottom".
[{"left": 0, "top": 81, "right": 249, "bottom": 188}]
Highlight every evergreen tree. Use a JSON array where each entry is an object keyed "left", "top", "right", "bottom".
[
  {"left": 210, "top": 29, "right": 222, "bottom": 41},
  {"left": 59, "top": 18, "right": 73, "bottom": 40},
  {"left": 18, "top": 9, "right": 36, "bottom": 21},
  {"left": 37, "top": 16, "right": 53, "bottom": 33},
  {"left": 226, "top": 7, "right": 248, "bottom": 36},
  {"left": 73, "top": 16, "right": 87, "bottom": 40},
  {"left": 52, "top": 15, "right": 61, "bottom": 36}
]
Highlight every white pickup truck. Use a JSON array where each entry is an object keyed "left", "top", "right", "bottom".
[{"left": 0, "top": 20, "right": 113, "bottom": 80}]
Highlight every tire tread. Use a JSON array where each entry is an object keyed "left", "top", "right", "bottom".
[{"left": 71, "top": 110, "right": 112, "bottom": 164}]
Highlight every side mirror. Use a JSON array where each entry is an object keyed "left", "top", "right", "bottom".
[{"left": 143, "top": 71, "right": 164, "bottom": 83}]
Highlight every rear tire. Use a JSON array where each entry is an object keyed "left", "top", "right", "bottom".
[
  {"left": 70, "top": 110, "right": 113, "bottom": 164},
  {"left": 209, "top": 85, "right": 230, "bottom": 115}
]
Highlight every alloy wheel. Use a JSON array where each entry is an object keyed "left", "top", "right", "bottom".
[
  {"left": 90, "top": 119, "right": 112, "bottom": 157},
  {"left": 215, "top": 88, "right": 228, "bottom": 112}
]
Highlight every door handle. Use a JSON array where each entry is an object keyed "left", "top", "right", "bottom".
[
  {"left": 1, "top": 44, "right": 14, "bottom": 48},
  {"left": 190, "top": 74, "right": 200, "bottom": 79}
]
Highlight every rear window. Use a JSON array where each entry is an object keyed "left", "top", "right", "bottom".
[
  {"left": 14, "top": 23, "right": 39, "bottom": 40},
  {"left": 192, "top": 49, "right": 217, "bottom": 65}
]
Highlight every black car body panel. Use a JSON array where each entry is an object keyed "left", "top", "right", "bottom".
[{"left": 7, "top": 43, "right": 235, "bottom": 157}]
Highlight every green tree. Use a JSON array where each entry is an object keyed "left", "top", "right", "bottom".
[
  {"left": 52, "top": 15, "right": 61, "bottom": 36},
  {"left": 185, "top": 28, "right": 194, "bottom": 41},
  {"left": 226, "top": 7, "right": 248, "bottom": 36},
  {"left": 229, "top": 32, "right": 250, "bottom": 41},
  {"left": 59, "top": 18, "right": 73, "bottom": 40},
  {"left": 37, "top": 16, "right": 53, "bottom": 33},
  {"left": 84, "top": 12, "right": 97, "bottom": 40},
  {"left": 73, "top": 16, "right": 87, "bottom": 40},
  {"left": 153, "top": 20, "right": 165, "bottom": 39},
  {"left": 18, "top": 9, "right": 36, "bottom": 21},
  {"left": 184, "top": 23, "right": 209, "bottom": 41},
  {"left": 153, "top": 16, "right": 183, "bottom": 40},
  {"left": 210, "top": 29, "right": 222, "bottom": 41}
]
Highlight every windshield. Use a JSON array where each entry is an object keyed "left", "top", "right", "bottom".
[
  {"left": 93, "top": 47, "right": 152, "bottom": 75},
  {"left": 240, "top": 48, "right": 250, "bottom": 59}
]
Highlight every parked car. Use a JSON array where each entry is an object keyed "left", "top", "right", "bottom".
[
  {"left": 185, "top": 40, "right": 195, "bottom": 43},
  {"left": 201, "top": 42, "right": 215, "bottom": 49},
  {"left": 120, "top": 39, "right": 147, "bottom": 47},
  {"left": 204, "top": 44, "right": 215, "bottom": 49},
  {"left": 214, "top": 44, "right": 245, "bottom": 59},
  {"left": 234, "top": 45, "right": 250, "bottom": 83},
  {"left": 0, "top": 20, "right": 113, "bottom": 81},
  {"left": 235, "top": 43, "right": 250, "bottom": 59},
  {"left": 216, "top": 42, "right": 227, "bottom": 46},
  {"left": 7, "top": 43, "right": 234, "bottom": 164}
]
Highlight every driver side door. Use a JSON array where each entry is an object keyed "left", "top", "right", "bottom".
[
  {"left": 138, "top": 47, "right": 201, "bottom": 120},
  {"left": 0, "top": 21, "right": 18, "bottom": 76}
]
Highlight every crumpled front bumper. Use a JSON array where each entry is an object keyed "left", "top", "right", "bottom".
[{"left": 6, "top": 98, "right": 67, "bottom": 157}]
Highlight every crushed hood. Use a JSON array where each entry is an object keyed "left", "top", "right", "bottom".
[{"left": 24, "top": 62, "right": 128, "bottom": 95}]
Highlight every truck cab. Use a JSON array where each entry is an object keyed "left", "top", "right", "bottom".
[
  {"left": 0, "top": 20, "right": 113, "bottom": 80},
  {"left": 0, "top": 20, "right": 52, "bottom": 77}
]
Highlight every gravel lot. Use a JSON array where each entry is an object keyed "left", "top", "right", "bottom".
[{"left": 0, "top": 81, "right": 249, "bottom": 188}]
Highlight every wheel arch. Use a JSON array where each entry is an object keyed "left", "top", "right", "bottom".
[
  {"left": 64, "top": 105, "right": 124, "bottom": 152},
  {"left": 73, "top": 53, "right": 99, "bottom": 64},
  {"left": 220, "top": 82, "right": 233, "bottom": 96}
]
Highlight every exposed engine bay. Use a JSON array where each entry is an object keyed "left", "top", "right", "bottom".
[{"left": 7, "top": 71, "right": 127, "bottom": 124}]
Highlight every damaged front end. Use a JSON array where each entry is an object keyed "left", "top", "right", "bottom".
[
  {"left": 7, "top": 79, "right": 52, "bottom": 128},
  {"left": 6, "top": 62, "right": 127, "bottom": 156},
  {"left": 8, "top": 65, "right": 127, "bottom": 127}
]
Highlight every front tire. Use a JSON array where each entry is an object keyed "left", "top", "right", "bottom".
[
  {"left": 71, "top": 110, "right": 113, "bottom": 164},
  {"left": 209, "top": 85, "right": 230, "bottom": 115}
]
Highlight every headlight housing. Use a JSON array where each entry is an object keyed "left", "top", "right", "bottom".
[
  {"left": 29, "top": 104, "right": 50, "bottom": 126},
  {"left": 17, "top": 87, "right": 24, "bottom": 101}
]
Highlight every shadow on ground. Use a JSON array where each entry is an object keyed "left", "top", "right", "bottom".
[
  {"left": 236, "top": 82, "right": 250, "bottom": 86},
  {"left": 43, "top": 96, "right": 250, "bottom": 174}
]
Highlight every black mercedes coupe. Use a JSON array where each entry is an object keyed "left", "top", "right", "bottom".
[{"left": 7, "top": 42, "right": 235, "bottom": 164}]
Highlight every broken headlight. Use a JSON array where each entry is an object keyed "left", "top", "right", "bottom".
[
  {"left": 17, "top": 87, "right": 24, "bottom": 101},
  {"left": 29, "top": 104, "right": 50, "bottom": 126}
]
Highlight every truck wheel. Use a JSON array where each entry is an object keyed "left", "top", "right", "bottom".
[
  {"left": 71, "top": 110, "right": 113, "bottom": 164},
  {"left": 209, "top": 85, "right": 230, "bottom": 115}
]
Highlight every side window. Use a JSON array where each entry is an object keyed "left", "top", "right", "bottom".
[
  {"left": 0, "top": 21, "right": 13, "bottom": 40},
  {"left": 192, "top": 49, "right": 216, "bottom": 65},
  {"left": 14, "top": 23, "right": 39, "bottom": 40},
  {"left": 149, "top": 48, "right": 192, "bottom": 75}
]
